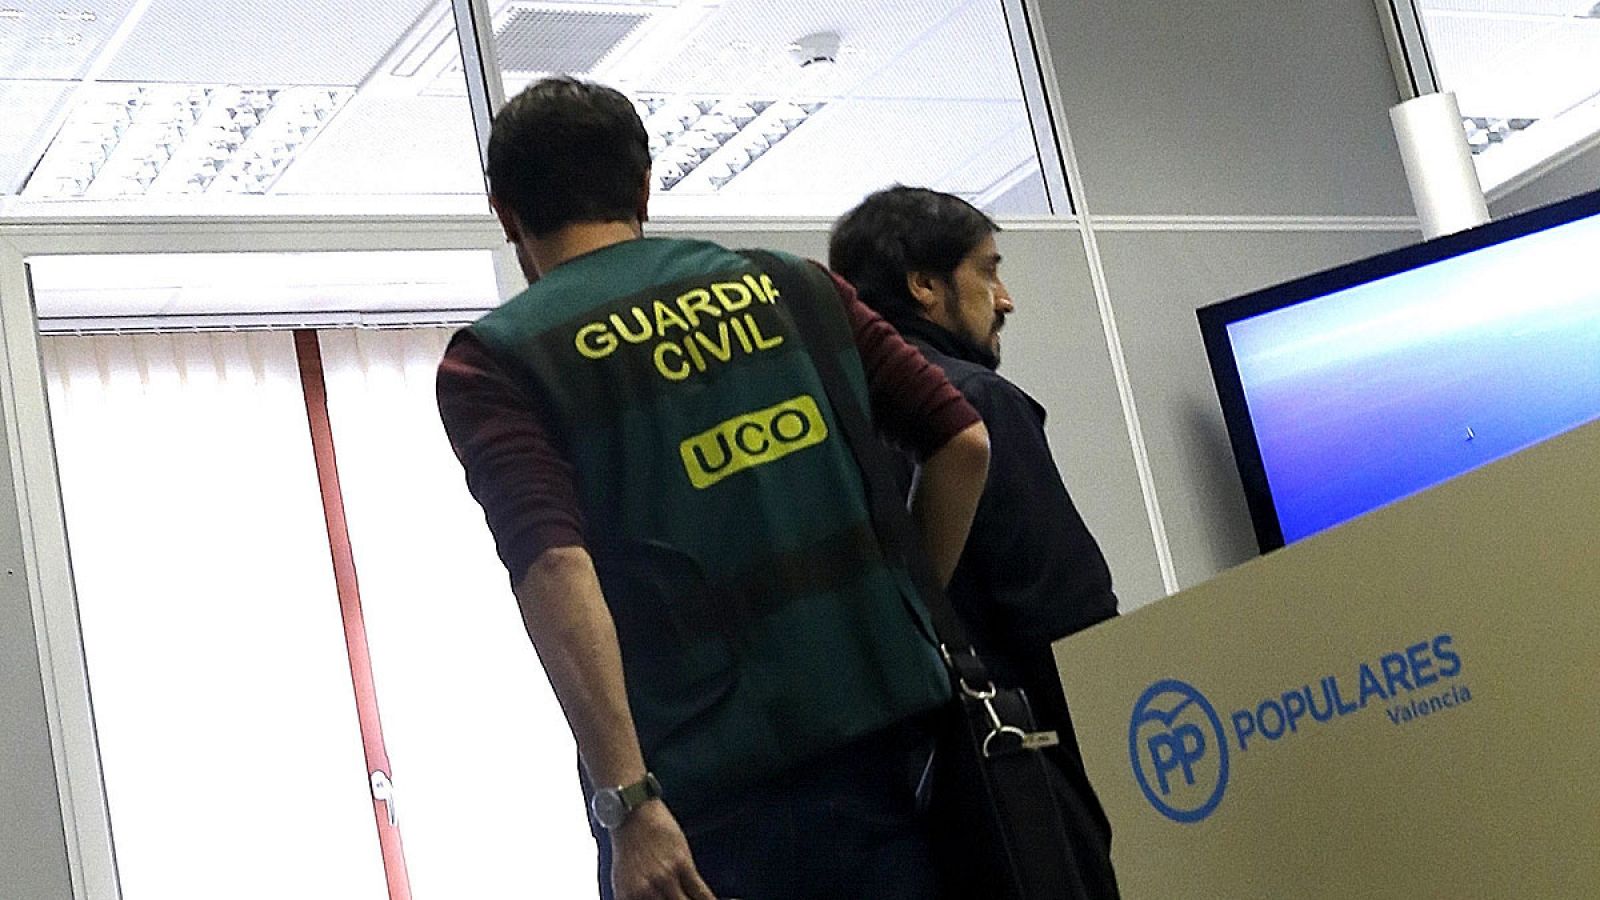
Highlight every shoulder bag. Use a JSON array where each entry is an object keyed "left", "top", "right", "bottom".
[{"left": 744, "top": 250, "right": 1111, "bottom": 900}]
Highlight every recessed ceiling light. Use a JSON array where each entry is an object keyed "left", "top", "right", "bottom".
[
  {"left": 633, "top": 93, "right": 825, "bottom": 193},
  {"left": 23, "top": 84, "right": 354, "bottom": 200}
]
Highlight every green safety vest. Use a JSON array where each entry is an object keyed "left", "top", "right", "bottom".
[{"left": 470, "top": 238, "right": 949, "bottom": 812}]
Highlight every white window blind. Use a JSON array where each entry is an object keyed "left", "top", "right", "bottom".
[
  {"left": 317, "top": 327, "right": 597, "bottom": 899},
  {"left": 40, "top": 331, "right": 389, "bottom": 900}
]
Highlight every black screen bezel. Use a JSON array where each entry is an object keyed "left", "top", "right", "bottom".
[{"left": 1196, "top": 185, "right": 1600, "bottom": 554}]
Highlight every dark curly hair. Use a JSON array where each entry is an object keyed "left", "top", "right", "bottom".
[
  {"left": 828, "top": 186, "right": 999, "bottom": 322},
  {"left": 487, "top": 77, "right": 651, "bottom": 237}
]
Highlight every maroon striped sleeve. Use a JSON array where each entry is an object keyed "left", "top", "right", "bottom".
[
  {"left": 436, "top": 330, "right": 585, "bottom": 583},
  {"left": 825, "top": 268, "right": 981, "bottom": 461}
]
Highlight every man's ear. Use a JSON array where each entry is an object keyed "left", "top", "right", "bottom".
[
  {"left": 905, "top": 269, "right": 944, "bottom": 313},
  {"left": 635, "top": 168, "right": 652, "bottom": 225},
  {"left": 489, "top": 195, "right": 523, "bottom": 245}
]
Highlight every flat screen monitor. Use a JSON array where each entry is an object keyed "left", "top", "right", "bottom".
[{"left": 1198, "top": 186, "right": 1600, "bottom": 553}]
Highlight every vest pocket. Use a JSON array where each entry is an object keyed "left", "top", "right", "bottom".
[{"left": 591, "top": 539, "right": 738, "bottom": 750}]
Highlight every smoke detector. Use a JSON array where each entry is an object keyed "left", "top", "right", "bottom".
[{"left": 788, "top": 31, "right": 841, "bottom": 68}]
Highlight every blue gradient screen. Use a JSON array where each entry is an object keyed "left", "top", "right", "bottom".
[{"left": 1227, "top": 213, "right": 1600, "bottom": 543}]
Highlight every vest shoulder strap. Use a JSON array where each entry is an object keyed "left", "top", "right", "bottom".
[{"left": 738, "top": 250, "right": 985, "bottom": 678}]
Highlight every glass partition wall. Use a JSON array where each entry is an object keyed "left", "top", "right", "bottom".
[
  {"left": 0, "top": 2, "right": 1071, "bottom": 898},
  {"left": 0, "top": 0, "right": 489, "bottom": 216},
  {"left": 1, "top": 0, "right": 1069, "bottom": 218},
  {"left": 484, "top": 0, "right": 1068, "bottom": 215}
]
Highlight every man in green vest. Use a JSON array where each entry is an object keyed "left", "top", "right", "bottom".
[{"left": 437, "top": 78, "right": 990, "bottom": 900}]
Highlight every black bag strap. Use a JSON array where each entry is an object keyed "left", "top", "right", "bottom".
[{"left": 741, "top": 250, "right": 994, "bottom": 691}]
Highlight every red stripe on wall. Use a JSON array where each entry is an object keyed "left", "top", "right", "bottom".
[{"left": 294, "top": 329, "right": 413, "bottom": 900}]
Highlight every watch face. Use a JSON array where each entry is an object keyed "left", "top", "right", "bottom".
[{"left": 591, "top": 788, "right": 626, "bottom": 830}]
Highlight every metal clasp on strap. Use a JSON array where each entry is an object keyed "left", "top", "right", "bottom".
[
  {"left": 940, "top": 643, "right": 997, "bottom": 700},
  {"left": 982, "top": 725, "right": 1031, "bottom": 758},
  {"left": 983, "top": 726, "right": 1063, "bottom": 758},
  {"left": 941, "top": 644, "right": 1063, "bottom": 758}
]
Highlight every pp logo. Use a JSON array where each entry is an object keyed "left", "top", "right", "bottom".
[{"left": 1128, "top": 679, "right": 1229, "bottom": 823}]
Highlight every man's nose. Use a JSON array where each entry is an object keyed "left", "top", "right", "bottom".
[{"left": 995, "top": 283, "right": 1016, "bottom": 314}]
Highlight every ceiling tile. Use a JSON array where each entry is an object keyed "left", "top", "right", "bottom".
[
  {"left": 0, "top": 1, "right": 140, "bottom": 80},
  {"left": 1425, "top": 13, "right": 1600, "bottom": 116},
  {"left": 0, "top": 80, "right": 77, "bottom": 192},
  {"left": 618, "top": 0, "right": 966, "bottom": 98},
  {"left": 719, "top": 97, "right": 1034, "bottom": 202},
  {"left": 100, "top": 0, "right": 438, "bottom": 86},
  {"left": 1420, "top": 1, "right": 1592, "bottom": 15},
  {"left": 849, "top": 0, "right": 1026, "bottom": 101},
  {"left": 270, "top": 94, "right": 484, "bottom": 197}
]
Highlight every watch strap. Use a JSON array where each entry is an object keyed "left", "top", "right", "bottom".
[{"left": 617, "top": 771, "right": 662, "bottom": 811}]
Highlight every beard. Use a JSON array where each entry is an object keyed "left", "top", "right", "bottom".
[
  {"left": 982, "top": 313, "right": 1006, "bottom": 365},
  {"left": 936, "top": 291, "right": 1004, "bottom": 369}
]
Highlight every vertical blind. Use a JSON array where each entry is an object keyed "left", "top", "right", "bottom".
[
  {"left": 318, "top": 328, "right": 594, "bottom": 899},
  {"left": 41, "top": 332, "right": 389, "bottom": 900},
  {"left": 42, "top": 327, "right": 596, "bottom": 899}
]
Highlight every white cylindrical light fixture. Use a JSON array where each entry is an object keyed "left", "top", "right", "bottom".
[{"left": 1389, "top": 91, "right": 1490, "bottom": 240}]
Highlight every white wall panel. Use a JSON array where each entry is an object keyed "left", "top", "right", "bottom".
[
  {"left": 989, "top": 227, "right": 1166, "bottom": 606},
  {"left": 1034, "top": 0, "right": 1414, "bottom": 217},
  {"left": 0, "top": 389, "right": 73, "bottom": 900},
  {"left": 1094, "top": 227, "right": 1420, "bottom": 587}
]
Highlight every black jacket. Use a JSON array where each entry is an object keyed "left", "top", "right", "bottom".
[
  {"left": 893, "top": 317, "right": 1122, "bottom": 895},
  {"left": 894, "top": 318, "right": 1119, "bottom": 729}
]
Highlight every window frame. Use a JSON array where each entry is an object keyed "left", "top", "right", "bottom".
[
  {"left": 0, "top": 216, "right": 507, "bottom": 900},
  {"left": 0, "top": 2, "right": 1077, "bottom": 895}
]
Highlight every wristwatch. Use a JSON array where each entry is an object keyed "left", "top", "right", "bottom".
[{"left": 590, "top": 772, "right": 663, "bottom": 830}]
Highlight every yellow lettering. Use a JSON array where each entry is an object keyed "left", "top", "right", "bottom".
[
  {"left": 759, "top": 274, "right": 781, "bottom": 303},
  {"left": 653, "top": 299, "right": 691, "bottom": 335},
  {"left": 746, "top": 313, "right": 784, "bottom": 350},
  {"left": 683, "top": 333, "right": 708, "bottom": 373},
  {"left": 653, "top": 341, "right": 690, "bottom": 381},
  {"left": 743, "top": 274, "right": 769, "bottom": 304},
  {"left": 771, "top": 408, "right": 811, "bottom": 442},
  {"left": 733, "top": 421, "right": 769, "bottom": 456},
  {"left": 575, "top": 322, "right": 618, "bottom": 360},
  {"left": 610, "top": 307, "right": 653, "bottom": 344},
  {"left": 676, "top": 289, "right": 719, "bottom": 329},
  {"left": 678, "top": 395, "right": 829, "bottom": 489},
  {"left": 712, "top": 281, "right": 753, "bottom": 312},
  {"left": 690, "top": 434, "right": 733, "bottom": 476},
  {"left": 729, "top": 315, "right": 755, "bottom": 354},
  {"left": 694, "top": 324, "right": 734, "bottom": 363}
]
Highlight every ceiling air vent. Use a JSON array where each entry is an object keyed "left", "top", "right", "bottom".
[{"left": 494, "top": 6, "right": 650, "bottom": 75}]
